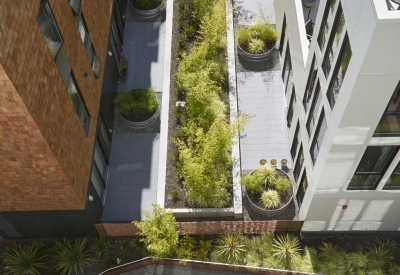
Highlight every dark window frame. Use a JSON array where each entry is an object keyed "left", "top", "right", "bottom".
[
  {"left": 282, "top": 44, "right": 292, "bottom": 95},
  {"left": 69, "top": 0, "right": 82, "bottom": 16},
  {"left": 303, "top": 55, "right": 317, "bottom": 112},
  {"left": 317, "top": 0, "right": 335, "bottom": 50},
  {"left": 326, "top": 34, "right": 352, "bottom": 109},
  {"left": 373, "top": 81, "right": 400, "bottom": 137},
  {"left": 310, "top": 109, "right": 327, "bottom": 165},
  {"left": 348, "top": 146, "right": 400, "bottom": 190},
  {"left": 296, "top": 171, "right": 308, "bottom": 208},
  {"left": 306, "top": 81, "right": 322, "bottom": 136},
  {"left": 67, "top": 73, "right": 91, "bottom": 134},
  {"left": 383, "top": 160, "right": 400, "bottom": 190},
  {"left": 322, "top": 4, "right": 345, "bottom": 78},
  {"left": 279, "top": 14, "right": 286, "bottom": 55},
  {"left": 293, "top": 145, "right": 304, "bottom": 182},
  {"left": 291, "top": 123, "right": 300, "bottom": 160},
  {"left": 287, "top": 87, "right": 296, "bottom": 128}
]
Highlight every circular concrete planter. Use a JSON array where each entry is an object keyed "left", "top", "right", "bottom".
[
  {"left": 237, "top": 44, "right": 276, "bottom": 62},
  {"left": 302, "top": 0, "right": 317, "bottom": 8},
  {"left": 244, "top": 168, "right": 294, "bottom": 216},
  {"left": 118, "top": 91, "right": 160, "bottom": 129},
  {"left": 129, "top": 0, "right": 165, "bottom": 19}
]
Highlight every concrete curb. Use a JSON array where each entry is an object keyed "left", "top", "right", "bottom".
[
  {"left": 156, "top": 0, "right": 173, "bottom": 207},
  {"left": 227, "top": 0, "right": 243, "bottom": 220}
]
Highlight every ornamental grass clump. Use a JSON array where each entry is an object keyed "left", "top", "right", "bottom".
[
  {"left": 237, "top": 23, "right": 278, "bottom": 54},
  {"left": 2, "top": 242, "right": 46, "bottom": 275},
  {"left": 260, "top": 189, "right": 281, "bottom": 210},
  {"left": 211, "top": 232, "right": 247, "bottom": 265}
]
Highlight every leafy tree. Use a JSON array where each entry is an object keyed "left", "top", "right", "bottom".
[
  {"left": 2, "top": 242, "right": 46, "bottom": 275},
  {"left": 134, "top": 203, "right": 179, "bottom": 258},
  {"left": 54, "top": 237, "right": 92, "bottom": 275}
]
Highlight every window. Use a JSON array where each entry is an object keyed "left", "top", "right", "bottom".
[
  {"left": 93, "top": 142, "right": 108, "bottom": 181},
  {"left": 77, "top": 15, "right": 88, "bottom": 44},
  {"left": 279, "top": 15, "right": 286, "bottom": 55},
  {"left": 348, "top": 146, "right": 399, "bottom": 190},
  {"left": 327, "top": 36, "right": 352, "bottom": 108},
  {"left": 306, "top": 82, "right": 322, "bottom": 135},
  {"left": 303, "top": 56, "right": 317, "bottom": 112},
  {"left": 90, "top": 165, "right": 105, "bottom": 203},
  {"left": 374, "top": 81, "right": 400, "bottom": 136},
  {"left": 297, "top": 172, "right": 308, "bottom": 208},
  {"left": 98, "top": 115, "right": 111, "bottom": 152},
  {"left": 69, "top": 0, "right": 82, "bottom": 15},
  {"left": 291, "top": 123, "right": 301, "bottom": 160},
  {"left": 287, "top": 88, "right": 296, "bottom": 127},
  {"left": 68, "top": 74, "right": 90, "bottom": 133},
  {"left": 318, "top": 0, "right": 337, "bottom": 50},
  {"left": 322, "top": 5, "right": 345, "bottom": 77},
  {"left": 37, "top": 2, "right": 63, "bottom": 59},
  {"left": 294, "top": 146, "right": 304, "bottom": 182},
  {"left": 383, "top": 161, "right": 400, "bottom": 190},
  {"left": 282, "top": 46, "right": 292, "bottom": 95},
  {"left": 310, "top": 110, "right": 327, "bottom": 165}
]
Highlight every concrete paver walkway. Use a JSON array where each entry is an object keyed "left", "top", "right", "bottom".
[
  {"left": 103, "top": 10, "right": 165, "bottom": 222},
  {"left": 238, "top": 71, "right": 292, "bottom": 171}
]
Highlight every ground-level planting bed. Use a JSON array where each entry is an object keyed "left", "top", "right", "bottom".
[{"left": 165, "top": 0, "right": 238, "bottom": 210}]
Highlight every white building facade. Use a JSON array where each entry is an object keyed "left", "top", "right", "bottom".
[{"left": 275, "top": 0, "right": 400, "bottom": 231}]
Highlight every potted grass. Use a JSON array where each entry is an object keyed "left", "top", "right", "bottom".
[
  {"left": 128, "top": 0, "right": 165, "bottom": 18},
  {"left": 241, "top": 165, "right": 294, "bottom": 215},
  {"left": 237, "top": 22, "right": 278, "bottom": 62},
  {"left": 114, "top": 87, "right": 160, "bottom": 128}
]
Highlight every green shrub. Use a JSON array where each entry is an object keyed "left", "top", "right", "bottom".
[
  {"left": 237, "top": 23, "right": 278, "bottom": 53},
  {"left": 114, "top": 88, "right": 158, "bottom": 118},
  {"left": 54, "top": 237, "right": 92, "bottom": 275},
  {"left": 132, "top": 0, "right": 163, "bottom": 10},
  {"left": 272, "top": 234, "right": 302, "bottom": 270},
  {"left": 2, "top": 242, "right": 46, "bottom": 275},
  {"left": 177, "top": 235, "right": 197, "bottom": 260},
  {"left": 318, "top": 242, "right": 345, "bottom": 263},
  {"left": 92, "top": 236, "right": 111, "bottom": 259},
  {"left": 170, "top": 189, "right": 181, "bottom": 202},
  {"left": 260, "top": 189, "right": 281, "bottom": 210},
  {"left": 272, "top": 176, "right": 291, "bottom": 196},
  {"left": 248, "top": 38, "right": 265, "bottom": 54},
  {"left": 196, "top": 238, "right": 213, "bottom": 261},
  {"left": 256, "top": 165, "right": 277, "bottom": 186},
  {"left": 241, "top": 173, "right": 264, "bottom": 195},
  {"left": 134, "top": 203, "right": 179, "bottom": 258},
  {"left": 211, "top": 232, "right": 247, "bottom": 265}
]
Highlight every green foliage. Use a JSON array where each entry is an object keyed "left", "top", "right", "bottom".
[
  {"left": 177, "top": 235, "right": 197, "bottom": 260},
  {"left": 1, "top": 242, "right": 46, "bottom": 275},
  {"left": 92, "top": 236, "right": 111, "bottom": 259},
  {"left": 199, "top": 0, "right": 227, "bottom": 52},
  {"left": 132, "top": 0, "right": 162, "bottom": 10},
  {"left": 247, "top": 38, "right": 265, "bottom": 54},
  {"left": 350, "top": 251, "right": 369, "bottom": 270},
  {"left": 170, "top": 189, "right": 181, "bottom": 202},
  {"left": 389, "top": 263, "right": 400, "bottom": 274},
  {"left": 196, "top": 238, "right": 213, "bottom": 261},
  {"left": 237, "top": 23, "right": 278, "bottom": 53},
  {"left": 318, "top": 242, "right": 345, "bottom": 263},
  {"left": 211, "top": 232, "right": 247, "bottom": 265},
  {"left": 54, "top": 237, "right": 92, "bottom": 275},
  {"left": 256, "top": 165, "right": 277, "bottom": 186},
  {"left": 272, "top": 176, "right": 291, "bottom": 196},
  {"left": 272, "top": 234, "right": 302, "bottom": 270},
  {"left": 113, "top": 88, "right": 158, "bottom": 118},
  {"left": 134, "top": 203, "right": 179, "bottom": 258},
  {"left": 241, "top": 173, "right": 264, "bottom": 195},
  {"left": 260, "top": 189, "right": 281, "bottom": 210},
  {"left": 245, "top": 232, "right": 274, "bottom": 267},
  {"left": 367, "top": 243, "right": 393, "bottom": 270}
]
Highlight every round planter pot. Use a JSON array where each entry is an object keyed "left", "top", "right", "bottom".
[
  {"left": 118, "top": 91, "right": 160, "bottom": 129},
  {"left": 129, "top": 0, "right": 165, "bottom": 19},
  {"left": 302, "top": 0, "right": 316, "bottom": 8},
  {"left": 244, "top": 168, "right": 294, "bottom": 216},
  {"left": 237, "top": 44, "right": 276, "bottom": 63}
]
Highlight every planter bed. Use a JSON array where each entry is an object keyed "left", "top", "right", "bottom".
[{"left": 161, "top": 0, "right": 241, "bottom": 219}]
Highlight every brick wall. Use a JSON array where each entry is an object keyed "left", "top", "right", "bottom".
[
  {"left": 0, "top": 0, "right": 113, "bottom": 210},
  {"left": 98, "top": 221, "right": 278, "bottom": 236}
]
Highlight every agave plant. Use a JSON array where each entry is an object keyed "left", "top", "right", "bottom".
[
  {"left": 318, "top": 242, "right": 345, "bottom": 263},
  {"left": 260, "top": 189, "right": 281, "bottom": 210},
  {"left": 2, "top": 242, "right": 46, "bottom": 275},
  {"left": 54, "top": 237, "right": 93, "bottom": 275},
  {"left": 91, "top": 236, "right": 111, "bottom": 259},
  {"left": 272, "top": 234, "right": 302, "bottom": 270},
  {"left": 367, "top": 243, "right": 393, "bottom": 270},
  {"left": 211, "top": 232, "right": 247, "bottom": 265},
  {"left": 350, "top": 251, "right": 368, "bottom": 270}
]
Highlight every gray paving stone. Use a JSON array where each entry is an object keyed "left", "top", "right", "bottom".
[
  {"left": 234, "top": 0, "right": 276, "bottom": 25},
  {"left": 103, "top": 133, "right": 160, "bottom": 222},
  {"left": 238, "top": 72, "right": 292, "bottom": 171}
]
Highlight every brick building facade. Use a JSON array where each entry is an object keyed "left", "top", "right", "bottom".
[{"left": 0, "top": 0, "right": 124, "bottom": 238}]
